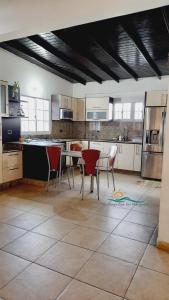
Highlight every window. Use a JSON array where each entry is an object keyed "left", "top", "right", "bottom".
[
  {"left": 134, "top": 102, "right": 143, "bottom": 120},
  {"left": 21, "top": 96, "right": 50, "bottom": 134},
  {"left": 122, "top": 103, "right": 131, "bottom": 120},
  {"left": 114, "top": 103, "right": 123, "bottom": 119},
  {"left": 114, "top": 103, "right": 131, "bottom": 120}
]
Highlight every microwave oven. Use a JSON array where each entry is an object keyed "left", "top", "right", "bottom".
[{"left": 60, "top": 108, "right": 73, "bottom": 120}]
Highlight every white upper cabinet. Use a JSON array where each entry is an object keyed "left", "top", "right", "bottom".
[
  {"left": 86, "top": 97, "right": 109, "bottom": 110},
  {"left": 86, "top": 97, "right": 112, "bottom": 121},
  {"left": 146, "top": 91, "right": 167, "bottom": 107},
  {"left": 58, "top": 95, "right": 72, "bottom": 110}
]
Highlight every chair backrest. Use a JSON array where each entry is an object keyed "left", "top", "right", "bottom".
[
  {"left": 70, "top": 143, "right": 82, "bottom": 165},
  {"left": 82, "top": 149, "right": 100, "bottom": 175},
  {"left": 46, "top": 146, "right": 61, "bottom": 171},
  {"left": 108, "top": 145, "right": 117, "bottom": 170}
]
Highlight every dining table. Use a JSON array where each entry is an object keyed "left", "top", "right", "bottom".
[{"left": 60, "top": 150, "right": 109, "bottom": 192}]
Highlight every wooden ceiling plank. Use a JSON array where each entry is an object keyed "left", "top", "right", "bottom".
[
  {"left": 54, "top": 31, "right": 120, "bottom": 82},
  {"left": 29, "top": 35, "right": 103, "bottom": 83},
  {"left": 91, "top": 35, "right": 138, "bottom": 80},
  {"left": 3, "top": 40, "right": 86, "bottom": 85},
  {"left": 161, "top": 7, "right": 169, "bottom": 36},
  {"left": 120, "top": 18, "right": 162, "bottom": 79}
]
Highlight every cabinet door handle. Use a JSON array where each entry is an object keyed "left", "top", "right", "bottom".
[
  {"left": 9, "top": 167, "right": 19, "bottom": 170},
  {"left": 8, "top": 153, "right": 19, "bottom": 156}
]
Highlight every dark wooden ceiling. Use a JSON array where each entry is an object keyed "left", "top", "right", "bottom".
[{"left": 1, "top": 5, "right": 169, "bottom": 84}]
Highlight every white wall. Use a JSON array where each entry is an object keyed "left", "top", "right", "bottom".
[
  {"left": 1, "top": 0, "right": 168, "bottom": 42},
  {"left": 0, "top": 48, "right": 73, "bottom": 99},
  {"left": 73, "top": 76, "right": 169, "bottom": 99},
  {"left": 158, "top": 82, "right": 169, "bottom": 245}
]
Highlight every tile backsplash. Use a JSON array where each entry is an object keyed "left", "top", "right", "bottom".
[
  {"left": 25, "top": 120, "right": 143, "bottom": 140},
  {"left": 71, "top": 121, "right": 143, "bottom": 140}
]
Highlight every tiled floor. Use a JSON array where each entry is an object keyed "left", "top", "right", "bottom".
[{"left": 0, "top": 172, "right": 167, "bottom": 300}]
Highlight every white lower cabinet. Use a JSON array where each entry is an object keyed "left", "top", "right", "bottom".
[
  {"left": 66, "top": 140, "right": 142, "bottom": 172},
  {"left": 117, "top": 144, "right": 135, "bottom": 171},
  {"left": 133, "top": 144, "right": 142, "bottom": 171},
  {"left": 90, "top": 141, "right": 142, "bottom": 172},
  {"left": 2, "top": 151, "right": 23, "bottom": 183}
]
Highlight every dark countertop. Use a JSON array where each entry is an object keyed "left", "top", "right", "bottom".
[{"left": 8, "top": 138, "right": 142, "bottom": 146}]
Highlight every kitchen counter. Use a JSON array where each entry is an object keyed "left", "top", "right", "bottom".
[{"left": 8, "top": 138, "right": 142, "bottom": 147}]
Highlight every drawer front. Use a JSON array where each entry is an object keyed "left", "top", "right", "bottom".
[
  {"left": 3, "top": 152, "right": 23, "bottom": 182},
  {"left": 3, "top": 152, "right": 22, "bottom": 169},
  {"left": 3, "top": 167, "right": 23, "bottom": 183}
]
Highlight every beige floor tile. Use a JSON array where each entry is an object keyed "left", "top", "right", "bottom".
[
  {"left": 80, "top": 214, "right": 120, "bottom": 232},
  {"left": 6, "top": 213, "right": 48, "bottom": 230},
  {"left": 0, "top": 197, "right": 39, "bottom": 212},
  {"left": 55, "top": 208, "right": 92, "bottom": 225},
  {"left": 140, "top": 245, "right": 169, "bottom": 275},
  {"left": 0, "top": 224, "right": 26, "bottom": 248},
  {"left": 98, "top": 234, "right": 147, "bottom": 264},
  {"left": 0, "top": 205, "right": 23, "bottom": 222},
  {"left": 0, "top": 250, "right": 30, "bottom": 288},
  {"left": 133, "top": 203, "right": 159, "bottom": 215},
  {"left": 96, "top": 205, "right": 130, "bottom": 219},
  {"left": 33, "top": 217, "right": 77, "bottom": 240},
  {"left": 37, "top": 241, "right": 93, "bottom": 277},
  {"left": 29, "top": 203, "right": 58, "bottom": 217},
  {"left": 76, "top": 253, "right": 136, "bottom": 297},
  {"left": 0, "top": 263, "right": 70, "bottom": 300},
  {"left": 62, "top": 226, "right": 108, "bottom": 250},
  {"left": 124, "top": 210, "right": 158, "bottom": 228},
  {"left": 113, "top": 221, "right": 154, "bottom": 243},
  {"left": 126, "top": 266, "right": 169, "bottom": 300},
  {"left": 57, "top": 279, "right": 122, "bottom": 300},
  {"left": 3, "top": 232, "right": 56, "bottom": 261}
]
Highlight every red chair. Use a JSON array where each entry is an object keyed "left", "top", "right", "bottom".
[
  {"left": 69, "top": 143, "right": 82, "bottom": 187},
  {"left": 80, "top": 149, "right": 100, "bottom": 200},
  {"left": 106, "top": 145, "right": 117, "bottom": 190},
  {"left": 46, "top": 146, "right": 61, "bottom": 191}
]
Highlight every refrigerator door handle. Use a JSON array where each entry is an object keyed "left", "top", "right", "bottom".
[{"left": 160, "top": 110, "right": 166, "bottom": 151}]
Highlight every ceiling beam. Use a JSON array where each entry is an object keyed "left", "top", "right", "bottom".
[
  {"left": 3, "top": 40, "right": 86, "bottom": 85},
  {"left": 161, "top": 7, "right": 169, "bottom": 36},
  {"left": 29, "top": 35, "right": 103, "bottom": 84},
  {"left": 53, "top": 31, "right": 120, "bottom": 82},
  {"left": 90, "top": 34, "right": 138, "bottom": 81},
  {"left": 120, "top": 18, "right": 162, "bottom": 79}
]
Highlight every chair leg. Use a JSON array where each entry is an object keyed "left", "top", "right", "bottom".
[
  {"left": 72, "top": 167, "right": 75, "bottom": 188},
  {"left": 46, "top": 170, "right": 50, "bottom": 191},
  {"left": 96, "top": 173, "right": 100, "bottom": 200},
  {"left": 107, "top": 168, "right": 109, "bottom": 188},
  {"left": 112, "top": 171, "right": 115, "bottom": 191},
  {"left": 82, "top": 174, "right": 84, "bottom": 200},
  {"left": 67, "top": 168, "right": 71, "bottom": 190}
]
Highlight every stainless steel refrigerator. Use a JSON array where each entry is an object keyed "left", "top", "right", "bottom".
[{"left": 141, "top": 106, "right": 166, "bottom": 180}]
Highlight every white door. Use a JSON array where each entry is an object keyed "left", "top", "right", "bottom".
[
  {"left": 133, "top": 144, "right": 142, "bottom": 171},
  {"left": 117, "top": 143, "right": 135, "bottom": 171}
]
